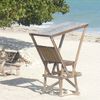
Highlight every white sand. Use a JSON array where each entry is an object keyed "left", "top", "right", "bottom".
[{"left": 0, "top": 28, "right": 100, "bottom": 100}]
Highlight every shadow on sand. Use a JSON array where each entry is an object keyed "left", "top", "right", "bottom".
[
  {"left": 0, "top": 77, "right": 44, "bottom": 94},
  {"left": 0, "top": 36, "right": 34, "bottom": 50}
]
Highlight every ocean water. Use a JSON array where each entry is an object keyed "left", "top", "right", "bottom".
[{"left": 52, "top": 0, "right": 100, "bottom": 35}]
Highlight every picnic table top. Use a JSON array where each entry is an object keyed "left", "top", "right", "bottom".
[{"left": 30, "top": 22, "right": 88, "bottom": 37}]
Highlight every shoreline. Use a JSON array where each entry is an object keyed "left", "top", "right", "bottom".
[{"left": 0, "top": 25, "right": 100, "bottom": 43}]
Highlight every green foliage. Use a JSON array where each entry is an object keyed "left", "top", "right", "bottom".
[{"left": 0, "top": 0, "right": 69, "bottom": 27}]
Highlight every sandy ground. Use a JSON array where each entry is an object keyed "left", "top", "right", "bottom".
[{"left": 0, "top": 27, "right": 100, "bottom": 100}]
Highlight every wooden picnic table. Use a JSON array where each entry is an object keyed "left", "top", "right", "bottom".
[{"left": 29, "top": 22, "right": 88, "bottom": 96}]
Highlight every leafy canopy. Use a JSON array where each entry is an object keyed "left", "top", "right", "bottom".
[{"left": 0, "top": 0, "right": 69, "bottom": 27}]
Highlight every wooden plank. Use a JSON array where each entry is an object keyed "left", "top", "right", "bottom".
[{"left": 52, "top": 24, "right": 88, "bottom": 37}]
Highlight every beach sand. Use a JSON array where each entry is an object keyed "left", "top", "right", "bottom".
[{"left": 0, "top": 27, "right": 100, "bottom": 100}]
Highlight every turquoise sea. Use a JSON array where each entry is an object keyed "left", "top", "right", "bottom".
[{"left": 53, "top": 0, "right": 100, "bottom": 35}]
